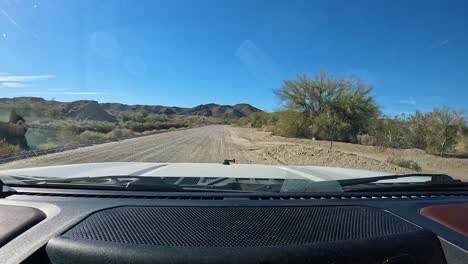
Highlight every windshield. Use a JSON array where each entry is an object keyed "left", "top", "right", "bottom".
[{"left": 0, "top": 0, "right": 467, "bottom": 192}]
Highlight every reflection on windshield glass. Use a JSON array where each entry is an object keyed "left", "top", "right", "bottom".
[{"left": 0, "top": 0, "right": 466, "bottom": 184}]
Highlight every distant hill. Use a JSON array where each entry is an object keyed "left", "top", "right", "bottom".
[
  {"left": 65, "top": 100, "right": 117, "bottom": 122},
  {"left": 100, "top": 103, "right": 187, "bottom": 116},
  {"left": 0, "top": 97, "right": 117, "bottom": 122},
  {"left": 101, "top": 102, "right": 261, "bottom": 119},
  {"left": 0, "top": 97, "right": 261, "bottom": 122},
  {"left": 179, "top": 103, "right": 260, "bottom": 118}
]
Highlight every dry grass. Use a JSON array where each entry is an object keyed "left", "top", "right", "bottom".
[
  {"left": 36, "top": 142, "right": 62, "bottom": 150},
  {"left": 79, "top": 130, "right": 108, "bottom": 141},
  {"left": 107, "top": 128, "right": 132, "bottom": 138},
  {"left": 79, "top": 128, "right": 134, "bottom": 142},
  {"left": 0, "top": 140, "right": 20, "bottom": 156},
  {"left": 386, "top": 157, "right": 422, "bottom": 172}
]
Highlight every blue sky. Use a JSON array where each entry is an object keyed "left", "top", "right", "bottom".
[{"left": 0, "top": 0, "right": 467, "bottom": 115}]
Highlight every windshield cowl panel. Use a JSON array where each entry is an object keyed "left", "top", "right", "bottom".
[{"left": 1, "top": 163, "right": 463, "bottom": 193}]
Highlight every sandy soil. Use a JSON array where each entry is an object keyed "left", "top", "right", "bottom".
[{"left": 1, "top": 125, "right": 467, "bottom": 180}]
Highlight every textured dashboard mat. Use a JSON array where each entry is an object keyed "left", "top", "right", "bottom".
[
  {"left": 62, "top": 206, "right": 420, "bottom": 247},
  {"left": 0, "top": 204, "right": 46, "bottom": 247}
]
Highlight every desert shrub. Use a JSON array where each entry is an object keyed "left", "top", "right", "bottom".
[
  {"left": 235, "top": 116, "right": 251, "bottom": 127},
  {"left": 359, "top": 134, "right": 376, "bottom": 145},
  {"left": 40, "top": 120, "right": 117, "bottom": 134},
  {"left": 31, "top": 108, "right": 64, "bottom": 119},
  {"left": 82, "top": 121, "right": 116, "bottom": 133},
  {"left": 107, "top": 128, "right": 132, "bottom": 138},
  {"left": 122, "top": 121, "right": 187, "bottom": 133},
  {"left": 272, "top": 110, "right": 310, "bottom": 138},
  {"left": 26, "top": 127, "right": 79, "bottom": 149},
  {"left": 234, "top": 113, "right": 274, "bottom": 128},
  {"left": 262, "top": 125, "right": 276, "bottom": 133},
  {"left": 79, "top": 130, "right": 108, "bottom": 141},
  {"left": 116, "top": 111, "right": 169, "bottom": 124},
  {"left": 144, "top": 114, "right": 169, "bottom": 123},
  {"left": 368, "top": 118, "right": 411, "bottom": 148},
  {"left": 136, "top": 130, "right": 157, "bottom": 136},
  {"left": 464, "top": 133, "right": 468, "bottom": 152},
  {"left": 423, "top": 108, "right": 464, "bottom": 155},
  {"left": 269, "top": 70, "right": 467, "bottom": 154},
  {"left": 248, "top": 112, "right": 273, "bottom": 128},
  {"left": 0, "top": 140, "right": 20, "bottom": 156},
  {"left": 387, "top": 157, "right": 422, "bottom": 172},
  {"left": 37, "top": 142, "right": 61, "bottom": 150},
  {"left": 368, "top": 108, "right": 464, "bottom": 155}
]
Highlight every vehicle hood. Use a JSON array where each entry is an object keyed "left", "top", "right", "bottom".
[{"left": 0, "top": 162, "right": 429, "bottom": 183}]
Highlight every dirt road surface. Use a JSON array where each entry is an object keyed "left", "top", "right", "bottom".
[{"left": 1, "top": 125, "right": 467, "bottom": 180}]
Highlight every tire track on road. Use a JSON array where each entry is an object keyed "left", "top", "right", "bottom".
[{"left": 0, "top": 126, "right": 240, "bottom": 169}]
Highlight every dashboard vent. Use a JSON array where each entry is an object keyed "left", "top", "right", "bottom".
[
  {"left": 252, "top": 193, "right": 468, "bottom": 200},
  {"left": 17, "top": 191, "right": 467, "bottom": 200},
  {"left": 18, "top": 192, "right": 224, "bottom": 200}
]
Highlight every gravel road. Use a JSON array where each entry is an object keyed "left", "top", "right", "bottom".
[
  {"left": 1, "top": 125, "right": 467, "bottom": 180},
  {"left": 0, "top": 126, "right": 244, "bottom": 169}
]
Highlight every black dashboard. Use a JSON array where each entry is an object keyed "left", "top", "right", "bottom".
[{"left": 1, "top": 188, "right": 467, "bottom": 264}]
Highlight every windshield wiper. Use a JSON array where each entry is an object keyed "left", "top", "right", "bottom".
[
  {"left": 5, "top": 175, "right": 183, "bottom": 191},
  {"left": 338, "top": 173, "right": 458, "bottom": 187},
  {"left": 3, "top": 173, "right": 465, "bottom": 194},
  {"left": 339, "top": 173, "right": 468, "bottom": 192},
  {"left": 344, "top": 182, "right": 468, "bottom": 192},
  {"left": 3, "top": 175, "right": 260, "bottom": 193}
]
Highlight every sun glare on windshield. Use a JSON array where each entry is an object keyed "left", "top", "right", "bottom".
[{"left": 0, "top": 0, "right": 466, "bottom": 183}]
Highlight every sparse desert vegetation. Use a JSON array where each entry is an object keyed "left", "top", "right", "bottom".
[
  {"left": 1, "top": 126, "right": 467, "bottom": 181},
  {"left": 237, "top": 70, "right": 466, "bottom": 158},
  {"left": 0, "top": 98, "right": 259, "bottom": 155},
  {"left": 386, "top": 158, "right": 422, "bottom": 172},
  {"left": 0, "top": 71, "right": 466, "bottom": 179},
  {"left": 0, "top": 140, "right": 19, "bottom": 156}
]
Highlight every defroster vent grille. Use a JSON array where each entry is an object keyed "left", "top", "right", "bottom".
[{"left": 62, "top": 206, "right": 420, "bottom": 247}]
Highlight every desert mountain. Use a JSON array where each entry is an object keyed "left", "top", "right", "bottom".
[
  {"left": 0, "top": 97, "right": 116, "bottom": 122},
  {"left": 0, "top": 97, "right": 261, "bottom": 122},
  {"left": 101, "top": 102, "right": 261, "bottom": 119}
]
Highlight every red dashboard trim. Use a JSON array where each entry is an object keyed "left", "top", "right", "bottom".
[{"left": 420, "top": 203, "right": 468, "bottom": 237}]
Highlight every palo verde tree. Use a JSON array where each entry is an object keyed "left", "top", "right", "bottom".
[
  {"left": 274, "top": 70, "right": 379, "bottom": 149},
  {"left": 424, "top": 107, "right": 464, "bottom": 156},
  {"left": 368, "top": 108, "right": 465, "bottom": 155}
]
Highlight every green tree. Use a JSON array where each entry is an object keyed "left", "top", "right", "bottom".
[
  {"left": 312, "top": 109, "right": 349, "bottom": 150},
  {"left": 425, "top": 107, "right": 464, "bottom": 156},
  {"left": 334, "top": 79, "right": 379, "bottom": 142},
  {"left": 274, "top": 70, "right": 333, "bottom": 118},
  {"left": 274, "top": 70, "right": 379, "bottom": 146},
  {"left": 406, "top": 111, "right": 428, "bottom": 149},
  {"left": 367, "top": 109, "right": 465, "bottom": 155},
  {"left": 249, "top": 112, "right": 271, "bottom": 128},
  {"left": 274, "top": 108, "right": 310, "bottom": 137},
  {"left": 369, "top": 117, "right": 410, "bottom": 148}
]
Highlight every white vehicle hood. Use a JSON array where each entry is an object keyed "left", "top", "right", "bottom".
[{"left": 0, "top": 162, "right": 430, "bottom": 183}]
